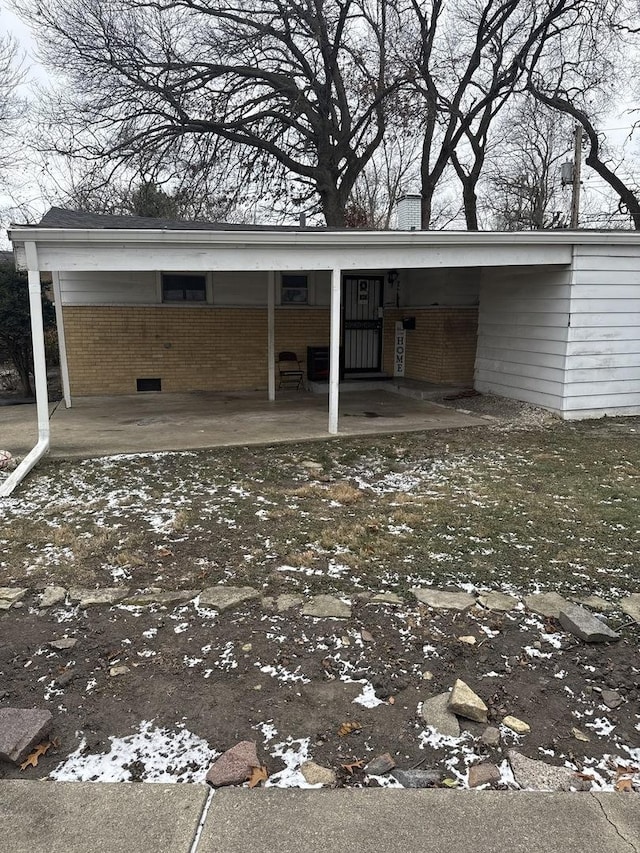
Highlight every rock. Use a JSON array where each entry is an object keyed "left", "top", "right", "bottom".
[
  {"left": 360, "top": 629, "right": 374, "bottom": 643},
  {"left": 39, "top": 586, "right": 67, "bottom": 609},
  {"left": 122, "top": 590, "right": 199, "bottom": 606},
  {"left": 502, "top": 715, "right": 530, "bottom": 735},
  {"left": 458, "top": 635, "right": 476, "bottom": 645},
  {"left": 275, "top": 594, "right": 303, "bottom": 612},
  {"left": 411, "top": 588, "right": 476, "bottom": 612},
  {"left": 422, "top": 671, "right": 434, "bottom": 681},
  {"left": 49, "top": 638, "right": 77, "bottom": 651},
  {"left": 621, "top": 593, "right": 640, "bottom": 624},
  {"left": 302, "top": 595, "right": 351, "bottom": 619},
  {"left": 421, "top": 692, "right": 461, "bottom": 737},
  {"left": 477, "top": 592, "right": 520, "bottom": 612},
  {"left": 0, "top": 588, "right": 28, "bottom": 610},
  {"left": 601, "top": 689, "right": 623, "bottom": 709},
  {"left": 468, "top": 763, "right": 501, "bottom": 788},
  {"left": 55, "top": 669, "right": 77, "bottom": 687},
  {"left": 364, "top": 753, "right": 396, "bottom": 776},
  {"left": 69, "top": 588, "right": 128, "bottom": 608},
  {"left": 206, "top": 741, "right": 259, "bottom": 788},
  {"left": 0, "top": 708, "right": 54, "bottom": 764},
  {"left": 109, "top": 665, "right": 130, "bottom": 677},
  {"left": 481, "top": 726, "right": 501, "bottom": 748},
  {"left": 448, "top": 679, "right": 488, "bottom": 723},
  {"left": 391, "top": 768, "right": 442, "bottom": 788},
  {"left": 575, "top": 595, "right": 616, "bottom": 614},
  {"left": 371, "top": 592, "right": 403, "bottom": 605},
  {"left": 198, "top": 586, "right": 260, "bottom": 612},
  {"left": 508, "top": 750, "right": 576, "bottom": 792},
  {"left": 241, "top": 643, "right": 252, "bottom": 653},
  {"left": 300, "top": 761, "right": 336, "bottom": 786},
  {"left": 558, "top": 603, "right": 619, "bottom": 643},
  {"left": 571, "top": 727, "right": 590, "bottom": 742},
  {"left": 524, "top": 592, "right": 572, "bottom": 619}
]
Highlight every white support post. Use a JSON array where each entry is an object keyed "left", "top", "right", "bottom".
[
  {"left": 267, "top": 271, "right": 276, "bottom": 402},
  {"left": 328, "top": 266, "right": 341, "bottom": 434},
  {"left": 0, "top": 245, "right": 51, "bottom": 497},
  {"left": 52, "top": 271, "right": 72, "bottom": 408}
]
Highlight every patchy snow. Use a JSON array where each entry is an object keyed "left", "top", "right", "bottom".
[
  {"left": 352, "top": 682, "right": 385, "bottom": 708},
  {"left": 49, "top": 721, "right": 217, "bottom": 782},
  {"left": 264, "top": 737, "right": 316, "bottom": 788}
]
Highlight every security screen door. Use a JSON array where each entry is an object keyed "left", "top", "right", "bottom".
[{"left": 342, "top": 276, "right": 383, "bottom": 372}]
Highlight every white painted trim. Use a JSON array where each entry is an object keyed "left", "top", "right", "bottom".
[
  {"left": 267, "top": 272, "right": 275, "bottom": 402},
  {"left": 328, "top": 267, "right": 341, "bottom": 435},
  {"left": 52, "top": 271, "right": 72, "bottom": 407},
  {"left": 0, "top": 260, "right": 50, "bottom": 496}
]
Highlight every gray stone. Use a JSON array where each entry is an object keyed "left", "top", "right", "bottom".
[
  {"left": 481, "top": 726, "right": 501, "bottom": 748},
  {"left": 371, "top": 592, "right": 404, "bottom": 605},
  {"left": 411, "top": 588, "right": 476, "bottom": 612},
  {"left": 448, "top": 679, "right": 488, "bottom": 723},
  {"left": 198, "top": 586, "right": 260, "bottom": 612},
  {"left": 391, "top": 768, "right": 442, "bottom": 788},
  {"left": 49, "top": 638, "right": 77, "bottom": 651},
  {"left": 55, "top": 669, "right": 77, "bottom": 688},
  {"left": 300, "top": 761, "right": 336, "bottom": 786},
  {"left": 69, "top": 587, "right": 128, "bottom": 608},
  {"left": 575, "top": 595, "right": 616, "bottom": 614},
  {"left": 364, "top": 753, "right": 396, "bottom": 776},
  {"left": 206, "top": 741, "right": 259, "bottom": 788},
  {"left": 524, "top": 592, "right": 572, "bottom": 619},
  {"left": 0, "top": 588, "right": 28, "bottom": 610},
  {"left": 477, "top": 592, "right": 520, "bottom": 612},
  {"left": 508, "top": 750, "right": 576, "bottom": 792},
  {"left": 0, "top": 708, "right": 53, "bottom": 765},
  {"left": 621, "top": 592, "right": 640, "bottom": 624},
  {"left": 558, "top": 603, "right": 619, "bottom": 643},
  {"left": 421, "top": 692, "right": 460, "bottom": 737},
  {"left": 601, "top": 689, "right": 623, "bottom": 709},
  {"left": 275, "top": 594, "right": 303, "bottom": 612},
  {"left": 39, "top": 586, "right": 67, "bottom": 609},
  {"left": 468, "top": 763, "right": 501, "bottom": 788},
  {"left": 302, "top": 595, "right": 351, "bottom": 619},
  {"left": 109, "top": 665, "right": 130, "bottom": 677},
  {"left": 122, "top": 590, "right": 200, "bottom": 606}
]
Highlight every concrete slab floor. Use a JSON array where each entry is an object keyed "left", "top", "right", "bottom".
[{"left": 0, "top": 390, "right": 488, "bottom": 460}]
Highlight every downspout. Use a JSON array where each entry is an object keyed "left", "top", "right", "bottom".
[
  {"left": 267, "top": 271, "right": 276, "bottom": 402},
  {"left": 0, "top": 242, "right": 50, "bottom": 497},
  {"left": 52, "top": 270, "right": 72, "bottom": 408},
  {"left": 328, "top": 266, "right": 341, "bottom": 434}
]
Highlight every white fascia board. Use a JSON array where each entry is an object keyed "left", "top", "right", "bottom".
[{"left": 8, "top": 226, "right": 640, "bottom": 273}]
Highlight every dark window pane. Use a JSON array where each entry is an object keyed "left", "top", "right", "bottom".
[{"left": 162, "top": 274, "right": 207, "bottom": 302}]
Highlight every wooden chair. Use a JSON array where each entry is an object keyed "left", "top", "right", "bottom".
[{"left": 277, "top": 351, "right": 304, "bottom": 390}]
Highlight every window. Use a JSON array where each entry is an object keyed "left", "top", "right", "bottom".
[
  {"left": 162, "top": 273, "right": 207, "bottom": 302},
  {"left": 281, "top": 274, "right": 308, "bottom": 304}
]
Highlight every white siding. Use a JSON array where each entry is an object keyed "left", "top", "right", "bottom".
[
  {"left": 474, "top": 267, "right": 572, "bottom": 414},
  {"left": 59, "top": 270, "right": 158, "bottom": 304},
  {"left": 564, "top": 247, "right": 640, "bottom": 418}
]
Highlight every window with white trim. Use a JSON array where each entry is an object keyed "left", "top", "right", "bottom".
[{"left": 161, "top": 273, "right": 207, "bottom": 302}]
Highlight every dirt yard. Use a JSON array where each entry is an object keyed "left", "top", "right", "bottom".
[{"left": 0, "top": 407, "right": 639, "bottom": 790}]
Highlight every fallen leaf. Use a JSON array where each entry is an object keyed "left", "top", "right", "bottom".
[
  {"left": 574, "top": 772, "right": 596, "bottom": 781},
  {"left": 615, "top": 778, "right": 633, "bottom": 793},
  {"left": 615, "top": 764, "right": 639, "bottom": 775},
  {"left": 341, "top": 760, "right": 365, "bottom": 776},
  {"left": 442, "top": 778, "right": 459, "bottom": 788},
  {"left": 338, "top": 721, "right": 362, "bottom": 737},
  {"left": 156, "top": 547, "right": 173, "bottom": 557},
  {"left": 247, "top": 765, "right": 268, "bottom": 788},
  {"left": 20, "top": 741, "right": 52, "bottom": 771}
]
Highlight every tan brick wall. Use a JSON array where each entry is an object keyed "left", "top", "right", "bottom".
[
  {"left": 63, "top": 306, "right": 331, "bottom": 395},
  {"left": 62, "top": 304, "right": 475, "bottom": 395},
  {"left": 382, "top": 307, "right": 478, "bottom": 384}
]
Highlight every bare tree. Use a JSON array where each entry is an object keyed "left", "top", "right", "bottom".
[
  {"left": 482, "top": 96, "right": 573, "bottom": 230},
  {"left": 0, "top": 26, "right": 26, "bottom": 192},
  {"left": 18, "top": 0, "right": 405, "bottom": 226}
]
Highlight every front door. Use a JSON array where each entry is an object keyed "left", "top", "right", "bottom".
[{"left": 343, "top": 276, "right": 383, "bottom": 373}]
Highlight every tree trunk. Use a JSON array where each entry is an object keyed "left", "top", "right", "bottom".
[
  {"left": 319, "top": 185, "right": 347, "bottom": 227},
  {"left": 461, "top": 179, "right": 479, "bottom": 230}
]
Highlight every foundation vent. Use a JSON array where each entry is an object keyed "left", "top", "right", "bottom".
[{"left": 136, "top": 378, "right": 162, "bottom": 392}]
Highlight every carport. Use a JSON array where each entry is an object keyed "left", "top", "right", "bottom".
[{"left": 8, "top": 210, "right": 639, "bottom": 494}]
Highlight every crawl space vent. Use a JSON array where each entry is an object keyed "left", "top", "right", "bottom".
[{"left": 136, "top": 378, "right": 162, "bottom": 392}]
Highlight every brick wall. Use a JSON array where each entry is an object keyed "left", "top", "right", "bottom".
[
  {"left": 62, "top": 304, "right": 475, "bottom": 395},
  {"left": 63, "top": 306, "right": 330, "bottom": 395},
  {"left": 382, "top": 307, "right": 478, "bottom": 384}
]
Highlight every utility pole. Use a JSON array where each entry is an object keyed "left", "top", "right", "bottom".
[{"left": 570, "top": 124, "right": 583, "bottom": 228}]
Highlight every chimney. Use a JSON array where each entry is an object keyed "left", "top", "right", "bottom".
[{"left": 395, "top": 194, "right": 422, "bottom": 230}]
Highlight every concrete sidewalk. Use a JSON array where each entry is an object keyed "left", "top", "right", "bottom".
[{"left": 2, "top": 783, "right": 639, "bottom": 853}]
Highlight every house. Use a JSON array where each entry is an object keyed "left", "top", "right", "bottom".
[{"left": 4, "top": 205, "right": 640, "bottom": 494}]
